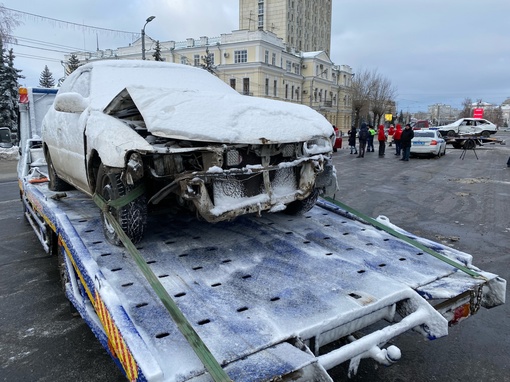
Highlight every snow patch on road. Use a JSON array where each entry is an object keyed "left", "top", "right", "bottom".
[{"left": 0, "top": 146, "right": 19, "bottom": 161}]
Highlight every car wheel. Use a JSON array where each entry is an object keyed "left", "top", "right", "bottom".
[
  {"left": 284, "top": 188, "right": 319, "bottom": 215},
  {"left": 446, "top": 130, "right": 456, "bottom": 137},
  {"left": 44, "top": 148, "right": 74, "bottom": 191},
  {"left": 480, "top": 130, "right": 490, "bottom": 138},
  {"left": 96, "top": 165, "right": 147, "bottom": 246}
]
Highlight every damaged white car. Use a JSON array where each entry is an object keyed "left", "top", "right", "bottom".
[{"left": 42, "top": 61, "right": 337, "bottom": 245}]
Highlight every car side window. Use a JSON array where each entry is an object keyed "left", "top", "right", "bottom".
[{"left": 70, "top": 71, "right": 91, "bottom": 98}]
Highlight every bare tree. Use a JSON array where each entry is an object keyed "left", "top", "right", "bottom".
[
  {"left": 369, "top": 71, "right": 397, "bottom": 126},
  {"left": 351, "top": 68, "right": 374, "bottom": 128},
  {"left": 0, "top": 5, "right": 21, "bottom": 43},
  {"left": 459, "top": 97, "right": 473, "bottom": 118},
  {"left": 351, "top": 68, "right": 397, "bottom": 128},
  {"left": 484, "top": 106, "right": 504, "bottom": 127}
]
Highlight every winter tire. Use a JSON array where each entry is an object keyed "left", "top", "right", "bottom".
[
  {"left": 284, "top": 188, "right": 320, "bottom": 215},
  {"left": 44, "top": 148, "right": 73, "bottom": 191},
  {"left": 96, "top": 165, "right": 147, "bottom": 246}
]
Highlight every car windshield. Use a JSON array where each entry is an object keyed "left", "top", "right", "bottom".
[{"left": 414, "top": 131, "right": 435, "bottom": 138}]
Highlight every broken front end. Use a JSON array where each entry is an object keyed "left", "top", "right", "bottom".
[{"left": 126, "top": 138, "right": 337, "bottom": 222}]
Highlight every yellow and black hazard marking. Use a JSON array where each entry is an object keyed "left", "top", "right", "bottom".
[{"left": 95, "top": 290, "right": 139, "bottom": 381}]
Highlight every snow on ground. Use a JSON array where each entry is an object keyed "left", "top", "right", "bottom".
[{"left": 0, "top": 146, "right": 19, "bottom": 161}]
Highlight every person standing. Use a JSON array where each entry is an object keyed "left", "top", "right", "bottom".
[
  {"left": 357, "top": 123, "right": 369, "bottom": 158},
  {"left": 400, "top": 123, "right": 414, "bottom": 161},
  {"left": 393, "top": 124, "right": 403, "bottom": 156},
  {"left": 377, "top": 124, "right": 387, "bottom": 157},
  {"left": 348, "top": 126, "right": 358, "bottom": 155},
  {"left": 367, "top": 124, "right": 376, "bottom": 152},
  {"left": 387, "top": 124, "right": 395, "bottom": 147}
]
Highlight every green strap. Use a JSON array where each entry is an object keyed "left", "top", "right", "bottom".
[
  {"left": 93, "top": 193, "right": 232, "bottom": 382},
  {"left": 106, "top": 183, "right": 146, "bottom": 209},
  {"left": 322, "top": 196, "right": 485, "bottom": 280}
]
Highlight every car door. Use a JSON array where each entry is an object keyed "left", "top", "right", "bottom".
[
  {"left": 48, "top": 70, "right": 91, "bottom": 193},
  {"left": 458, "top": 119, "right": 476, "bottom": 135}
]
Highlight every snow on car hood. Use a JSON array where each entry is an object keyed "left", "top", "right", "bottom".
[{"left": 105, "top": 85, "right": 334, "bottom": 144}]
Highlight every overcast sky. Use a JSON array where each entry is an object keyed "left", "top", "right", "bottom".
[{"left": 2, "top": 0, "right": 509, "bottom": 112}]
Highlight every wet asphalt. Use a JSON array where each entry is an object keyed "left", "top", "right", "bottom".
[{"left": 0, "top": 132, "right": 509, "bottom": 382}]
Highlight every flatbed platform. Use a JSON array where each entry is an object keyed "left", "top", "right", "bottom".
[
  {"left": 445, "top": 135, "right": 506, "bottom": 148},
  {"left": 20, "top": 177, "right": 506, "bottom": 381}
]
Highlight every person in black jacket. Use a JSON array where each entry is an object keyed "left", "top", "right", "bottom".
[
  {"left": 348, "top": 126, "right": 358, "bottom": 154},
  {"left": 400, "top": 123, "right": 414, "bottom": 161}
]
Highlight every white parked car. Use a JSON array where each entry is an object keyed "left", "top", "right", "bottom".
[
  {"left": 410, "top": 130, "right": 447, "bottom": 157},
  {"left": 42, "top": 61, "right": 337, "bottom": 245},
  {"left": 437, "top": 118, "right": 497, "bottom": 137}
]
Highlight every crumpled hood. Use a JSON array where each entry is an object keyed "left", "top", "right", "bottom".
[{"left": 104, "top": 86, "right": 334, "bottom": 144}]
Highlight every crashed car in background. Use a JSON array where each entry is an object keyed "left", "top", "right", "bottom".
[
  {"left": 42, "top": 61, "right": 337, "bottom": 245},
  {"left": 437, "top": 118, "right": 497, "bottom": 137}
]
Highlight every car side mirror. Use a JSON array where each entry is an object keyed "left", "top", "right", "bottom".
[{"left": 54, "top": 92, "right": 89, "bottom": 113}]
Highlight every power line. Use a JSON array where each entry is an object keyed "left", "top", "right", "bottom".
[
  {"left": 14, "top": 53, "right": 63, "bottom": 63},
  {"left": 13, "top": 35, "right": 92, "bottom": 53},
  {"left": 3, "top": 6, "right": 140, "bottom": 39}
]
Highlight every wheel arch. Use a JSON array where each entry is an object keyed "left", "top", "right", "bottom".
[{"left": 87, "top": 150, "right": 102, "bottom": 193}]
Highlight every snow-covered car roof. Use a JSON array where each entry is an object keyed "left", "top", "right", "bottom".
[{"left": 65, "top": 61, "right": 333, "bottom": 144}]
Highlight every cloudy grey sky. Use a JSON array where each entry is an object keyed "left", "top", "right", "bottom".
[{"left": 3, "top": 0, "right": 509, "bottom": 112}]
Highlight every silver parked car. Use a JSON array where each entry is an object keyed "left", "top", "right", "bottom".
[{"left": 42, "top": 61, "right": 337, "bottom": 245}]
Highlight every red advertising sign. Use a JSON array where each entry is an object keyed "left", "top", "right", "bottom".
[{"left": 473, "top": 108, "right": 484, "bottom": 118}]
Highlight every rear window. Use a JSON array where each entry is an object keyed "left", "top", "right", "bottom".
[{"left": 414, "top": 131, "right": 435, "bottom": 138}]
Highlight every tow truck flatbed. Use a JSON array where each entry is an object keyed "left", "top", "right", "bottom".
[
  {"left": 19, "top": 166, "right": 506, "bottom": 381},
  {"left": 445, "top": 134, "right": 505, "bottom": 149}
]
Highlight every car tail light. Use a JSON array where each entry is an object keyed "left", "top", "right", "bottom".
[{"left": 430, "top": 140, "right": 438, "bottom": 145}]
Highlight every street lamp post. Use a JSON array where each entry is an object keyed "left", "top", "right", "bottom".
[{"left": 141, "top": 16, "right": 155, "bottom": 60}]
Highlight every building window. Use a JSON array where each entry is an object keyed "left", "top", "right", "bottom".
[
  {"left": 265, "top": 78, "right": 269, "bottom": 96},
  {"left": 258, "top": 15, "right": 263, "bottom": 29},
  {"left": 285, "top": 84, "right": 288, "bottom": 99},
  {"left": 230, "top": 78, "right": 236, "bottom": 90},
  {"left": 243, "top": 78, "right": 250, "bottom": 95},
  {"left": 291, "top": 85, "right": 294, "bottom": 100},
  {"left": 286, "top": 60, "right": 291, "bottom": 72},
  {"left": 258, "top": 3, "right": 264, "bottom": 14},
  {"left": 209, "top": 53, "right": 215, "bottom": 65},
  {"left": 180, "top": 56, "right": 187, "bottom": 65},
  {"left": 194, "top": 54, "right": 200, "bottom": 67},
  {"left": 296, "top": 86, "right": 300, "bottom": 101},
  {"left": 271, "top": 52, "right": 276, "bottom": 66},
  {"left": 235, "top": 50, "right": 248, "bottom": 63},
  {"left": 264, "top": 50, "right": 269, "bottom": 64},
  {"left": 273, "top": 80, "right": 277, "bottom": 97}
]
